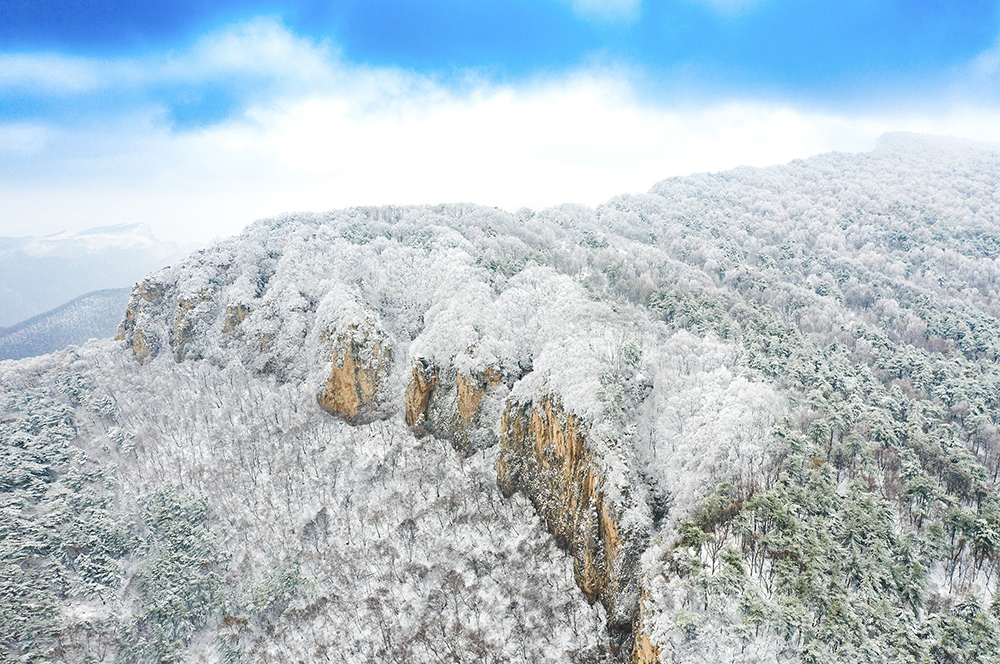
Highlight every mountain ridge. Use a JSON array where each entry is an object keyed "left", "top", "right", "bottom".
[
  {"left": 0, "top": 287, "right": 130, "bottom": 361},
  {"left": 3, "top": 133, "right": 1000, "bottom": 663}
]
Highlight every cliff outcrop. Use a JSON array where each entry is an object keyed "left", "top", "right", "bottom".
[
  {"left": 498, "top": 395, "right": 649, "bottom": 655},
  {"left": 116, "top": 280, "right": 170, "bottom": 363},
  {"left": 172, "top": 290, "right": 216, "bottom": 361},
  {"left": 315, "top": 320, "right": 393, "bottom": 424},
  {"left": 97, "top": 138, "right": 1000, "bottom": 663},
  {"left": 115, "top": 226, "right": 666, "bottom": 660},
  {"left": 223, "top": 304, "right": 249, "bottom": 333},
  {"left": 629, "top": 587, "right": 660, "bottom": 664},
  {"left": 404, "top": 360, "right": 509, "bottom": 452},
  {"left": 404, "top": 359, "right": 438, "bottom": 434}
]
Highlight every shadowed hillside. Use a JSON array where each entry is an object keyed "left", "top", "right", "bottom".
[{"left": 0, "top": 288, "right": 130, "bottom": 361}]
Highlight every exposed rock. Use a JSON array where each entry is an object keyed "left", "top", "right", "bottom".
[
  {"left": 316, "top": 324, "right": 392, "bottom": 424},
  {"left": 137, "top": 282, "right": 166, "bottom": 304},
  {"left": 404, "top": 360, "right": 509, "bottom": 452},
  {"left": 117, "top": 280, "right": 169, "bottom": 363},
  {"left": 498, "top": 395, "right": 647, "bottom": 655},
  {"left": 172, "top": 290, "right": 214, "bottom": 361},
  {"left": 456, "top": 365, "right": 503, "bottom": 423},
  {"left": 223, "top": 304, "right": 249, "bottom": 333},
  {"left": 629, "top": 587, "right": 660, "bottom": 664},
  {"left": 630, "top": 631, "right": 659, "bottom": 664},
  {"left": 115, "top": 304, "right": 135, "bottom": 343},
  {"left": 404, "top": 359, "right": 438, "bottom": 434},
  {"left": 130, "top": 327, "right": 154, "bottom": 364}
]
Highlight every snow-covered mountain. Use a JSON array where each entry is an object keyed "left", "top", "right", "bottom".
[
  {"left": 0, "top": 288, "right": 130, "bottom": 361},
  {"left": 0, "top": 223, "right": 191, "bottom": 327},
  {"left": 3, "top": 133, "right": 1000, "bottom": 664}
]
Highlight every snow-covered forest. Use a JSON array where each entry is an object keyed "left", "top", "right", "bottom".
[{"left": 3, "top": 132, "right": 1000, "bottom": 663}]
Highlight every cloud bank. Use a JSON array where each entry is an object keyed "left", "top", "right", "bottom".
[{"left": 1, "top": 18, "right": 999, "bottom": 244}]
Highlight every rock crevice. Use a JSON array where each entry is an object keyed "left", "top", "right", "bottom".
[
  {"left": 117, "top": 280, "right": 170, "bottom": 363},
  {"left": 404, "top": 360, "right": 511, "bottom": 452}
]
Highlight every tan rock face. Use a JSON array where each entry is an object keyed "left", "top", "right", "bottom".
[
  {"left": 404, "top": 362, "right": 506, "bottom": 451},
  {"left": 404, "top": 360, "right": 438, "bottom": 434},
  {"left": 223, "top": 304, "right": 249, "bottom": 333},
  {"left": 629, "top": 587, "right": 660, "bottom": 664},
  {"left": 630, "top": 630, "right": 659, "bottom": 664},
  {"left": 115, "top": 306, "right": 134, "bottom": 343},
  {"left": 316, "top": 326, "right": 392, "bottom": 424},
  {"left": 117, "top": 281, "right": 168, "bottom": 363},
  {"left": 456, "top": 366, "right": 502, "bottom": 423},
  {"left": 498, "top": 396, "right": 646, "bottom": 654},
  {"left": 130, "top": 328, "right": 153, "bottom": 364},
  {"left": 137, "top": 282, "right": 165, "bottom": 303},
  {"left": 172, "top": 291, "right": 213, "bottom": 361}
]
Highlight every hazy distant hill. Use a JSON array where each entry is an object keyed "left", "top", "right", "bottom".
[
  {"left": 0, "top": 223, "right": 190, "bottom": 327},
  {"left": 0, "top": 288, "right": 130, "bottom": 361}
]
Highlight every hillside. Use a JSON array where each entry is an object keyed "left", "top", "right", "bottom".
[
  {"left": 0, "top": 288, "right": 131, "bottom": 361},
  {"left": 3, "top": 133, "right": 1000, "bottom": 664}
]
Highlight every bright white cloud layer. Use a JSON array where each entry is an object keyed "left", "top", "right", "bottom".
[{"left": 2, "top": 18, "right": 1000, "bottom": 245}]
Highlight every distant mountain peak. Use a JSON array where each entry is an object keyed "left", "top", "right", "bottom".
[
  {"left": 77, "top": 222, "right": 155, "bottom": 237},
  {"left": 21, "top": 223, "right": 167, "bottom": 258}
]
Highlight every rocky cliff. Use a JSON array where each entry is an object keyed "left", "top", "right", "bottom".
[
  {"left": 116, "top": 279, "right": 169, "bottom": 363},
  {"left": 116, "top": 225, "right": 662, "bottom": 658},
  {"left": 315, "top": 322, "right": 393, "bottom": 424},
  {"left": 404, "top": 360, "right": 509, "bottom": 451},
  {"left": 497, "top": 395, "right": 649, "bottom": 656},
  {"left": 98, "top": 137, "right": 1000, "bottom": 663},
  {"left": 172, "top": 289, "right": 216, "bottom": 361},
  {"left": 109, "top": 201, "right": 809, "bottom": 663},
  {"left": 400, "top": 347, "right": 655, "bottom": 658},
  {"left": 403, "top": 359, "right": 438, "bottom": 434}
]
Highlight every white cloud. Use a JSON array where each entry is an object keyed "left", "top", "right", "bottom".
[
  {"left": 161, "top": 17, "right": 340, "bottom": 85},
  {"left": 967, "top": 35, "right": 1000, "bottom": 101},
  {"left": 0, "top": 53, "right": 110, "bottom": 93},
  {"left": 0, "top": 123, "right": 51, "bottom": 156},
  {"left": 2, "top": 18, "right": 1000, "bottom": 245},
  {"left": 0, "top": 17, "right": 339, "bottom": 95}
]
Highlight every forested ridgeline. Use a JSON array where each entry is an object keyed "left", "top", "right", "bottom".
[{"left": 3, "top": 133, "right": 1000, "bottom": 663}]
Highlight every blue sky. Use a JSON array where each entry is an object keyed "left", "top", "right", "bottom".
[{"left": 2, "top": 0, "right": 1000, "bottom": 242}]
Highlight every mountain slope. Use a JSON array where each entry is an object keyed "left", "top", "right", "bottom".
[
  {"left": 0, "top": 288, "right": 130, "bottom": 361},
  {"left": 3, "top": 133, "right": 1000, "bottom": 664}
]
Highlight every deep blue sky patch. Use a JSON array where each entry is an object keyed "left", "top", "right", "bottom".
[
  {"left": 0, "top": 0, "right": 280, "bottom": 53},
  {"left": 321, "top": 0, "right": 604, "bottom": 74}
]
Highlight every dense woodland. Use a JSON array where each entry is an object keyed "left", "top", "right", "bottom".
[{"left": 3, "top": 133, "right": 1000, "bottom": 663}]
